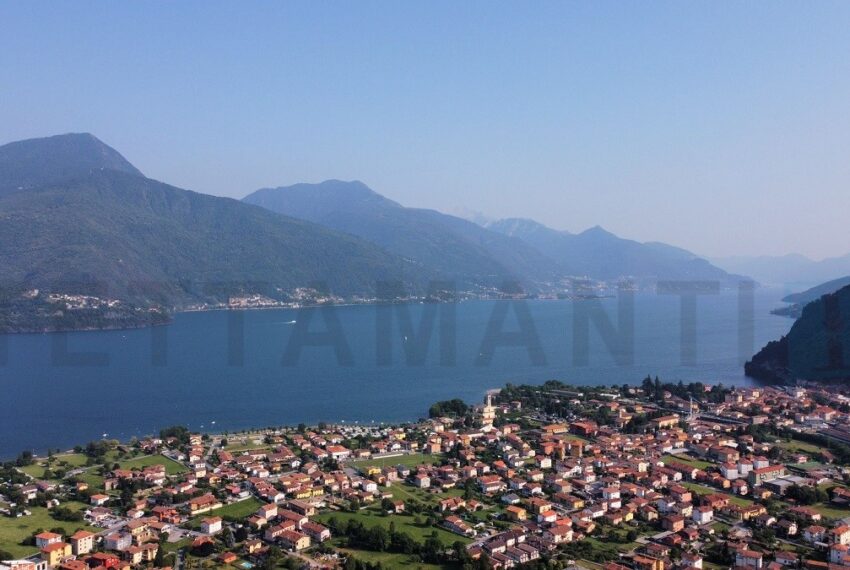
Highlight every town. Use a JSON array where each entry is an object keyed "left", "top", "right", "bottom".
[{"left": 3, "top": 379, "right": 850, "bottom": 570}]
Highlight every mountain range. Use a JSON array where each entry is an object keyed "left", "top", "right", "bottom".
[
  {"left": 486, "top": 218, "right": 737, "bottom": 283},
  {"left": 1, "top": 132, "right": 745, "bottom": 332},
  {"left": 243, "top": 181, "right": 560, "bottom": 290},
  {"left": 0, "top": 134, "right": 425, "bottom": 332},
  {"left": 244, "top": 182, "right": 741, "bottom": 289}
]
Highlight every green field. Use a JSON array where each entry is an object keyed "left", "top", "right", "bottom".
[
  {"left": 18, "top": 464, "right": 54, "bottom": 479},
  {"left": 810, "top": 503, "right": 850, "bottom": 520},
  {"left": 76, "top": 471, "right": 106, "bottom": 491},
  {"left": 162, "top": 537, "right": 191, "bottom": 554},
  {"left": 385, "top": 483, "right": 464, "bottom": 507},
  {"left": 17, "top": 455, "right": 90, "bottom": 480},
  {"left": 350, "top": 453, "right": 440, "bottom": 471},
  {"left": 776, "top": 439, "right": 825, "bottom": 455},
  {"left": 316, "top": 509, "right": 472, "bottom": 546},
  {"left": 223, "top": 441, "right": 271, "bottom": 452},
  {"left": 188, "top": 498, "right": 263, "bottom": 526},
  {"left": 119, "top": 454, "right": 188, "bottom": 475},
  {"left": 0, "top": 501, "right": 94, "bottom": 558},
  {"left": 336, "top": 546, "right": 449, "bottom": 569},
  {"left": 661, "top": 454, "right": 713, "bottom": 469},
  {"left": 50, "top": 454, "right": 91, "bottom": 469},
  {"left": 585, "top": 536, "right": 640, "bottom": 555},
  {"left": 680, "top": 482, "right": 753, "bottom": 506}
]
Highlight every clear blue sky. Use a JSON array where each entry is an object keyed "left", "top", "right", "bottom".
[{"left": 3, "top": 2, "right": 850, "bottom": 259}]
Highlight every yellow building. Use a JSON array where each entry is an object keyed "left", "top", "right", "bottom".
[{"left": 41, "top": 542, "right": 72, "bottom": 566}]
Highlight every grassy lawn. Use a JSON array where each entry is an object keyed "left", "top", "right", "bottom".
[
  {"left": 335, "top": 547, "right": 448, "bottom": 569},
  {"left": 680, "top": 482, "right": 753, "bottom": 506},
  {"left": 18, "top": 463, "right": 53, "bottom": 479},
  {"left": 50, "top": 454, "right": 90, "bottom": 469},
  {"left": 385, "top": 483, "right": 466, "bottom": 508},
  {"left": 223, "top": 441, "right": 271, "bottom": 452},
  {"left": 0, "top": 502, "right": 95, "bottom": 558},
  {"left": 584, "top": 536, "right": 639, "bottom": 555},
  {"left": 21, "top": 454, "right": 91, "bottom": 480},
  {"left": 119, "top": 454, "right": 187, "bottom": 475},
  {"left": 350, "top": 453, "right": 440, "bottom": 471},
  {"left": 387, "top": 484, "right": 434, "bottom": 504},
  {"left": 76, "top": 471, "right": 106, "bottom": 491},
  {"left": 811, "top": 503, "right": 850, "bottom": 520},
  {"left": 661, "top": 454, "right": 712, "bottom": 469},
  {"left": 162, "top": 537, "right": 191, "bottom": 554},
  {"left": 187, "top": 497, "right": 265, "bottom": 527},
  {"left": 589, "top": 526, "right": 641, "bottom": 553},
  {"left": 188, "top": 498, "right": 263, "bottom": 526},
  {"left": 210, "top": 497, "right": 263, "bottom": 520},
  {"left": 776, "top": 439, "right": 825, "bottom": 455},
  {"left": 316, "top": 509, "right": 472, "bottom": 546}
]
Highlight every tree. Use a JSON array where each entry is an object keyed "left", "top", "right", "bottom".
[
  {"left": 367, "top": 526, "right": 390, "bottom": 551},
  {"left": 159, "top": 425, "right": 191, "bottom": 444},
  {"left": 221, "top": 526, "right": 235, "bottom": 548},
  {"left": 429, "top": 399, "right": 469, "bottom": 418},
  {"left": 15, "top": 450, "right": 34, "bottom": 467},
  {"left": 154, "top": 541, "right": 166, "bottom": 567},
  {"left": 235, "top": 526, "right": 249, "bottom": 542},
  {"left": 463, "top": 478, "right": 477, "bottom": 500}
]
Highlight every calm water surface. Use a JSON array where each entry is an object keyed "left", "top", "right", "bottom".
[{"left": 0, "top": 289, "right": 793, "bottom": 457}]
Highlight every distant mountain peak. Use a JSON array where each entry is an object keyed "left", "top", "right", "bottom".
[
  {"left": 0, "top": 132, "right": 142, "bottom": 193},
  {"left": 488, "top": 217, "right": 739, "bottom": 283},
  {"left": 247, "top": 179, "right": 402, "bottom": 211},
  {"left": 487, "top": 217, "right": 568, "bottom": 238},
  {"left": 579, "top": 224, "right": 615, "bottom": 238},
  {"left": 244, "top": 183, "right": 559, "bottom": 288}
]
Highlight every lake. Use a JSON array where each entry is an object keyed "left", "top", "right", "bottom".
[{"left": 0, "top": 287, "right": 793, "bottom": 458}]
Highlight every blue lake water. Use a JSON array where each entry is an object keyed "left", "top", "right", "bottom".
[{"left": 0, "top": 288, "right": 793, "bottom": 458}]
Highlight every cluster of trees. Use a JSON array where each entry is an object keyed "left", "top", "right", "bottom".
[
  {"left": 0, "top": 463, "right": 29, "bottom": 485},
  {"left": 785, "top": 484, "right": 829, "bottom": 505},
  {"left": 745, "top": 423, "right": 850, "bottom": 465},
  {"left": 15, "top": 450, "right": 34, "bottom": 466},
  {"left": 638, "top": 376, "right": 731, "bottom": 403},
  {"left": 324, "top": 516, "right": 461, "bottom": 566},
  {"left": 51, "top": 506, "right": 85, "bottom": 522},
  {"left": 782, "top": 429, "right": 850, "bottom": 465},
  {"left": 72, "top": 439, "right": 118, "bottom": 459},
  {"left": 495, "top": 381, "right": 584, "bottom": 417},
  {"left": 706, "top": 541, "right": 734, "bottom": 566},
  {"left": 159, "top": 425, "right": 191, "bottom": 444},
  {"left": 560, "top": 540, "right": 620, "bottom": 563},
  {"left": 429, "top": 399, "right": 470, "bottom": 418}
]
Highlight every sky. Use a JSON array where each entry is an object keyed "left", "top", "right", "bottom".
[{"left": 2, "top": 2, "right": 850, "bottom": 260}]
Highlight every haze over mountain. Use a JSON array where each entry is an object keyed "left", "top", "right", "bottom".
[
  {"left": 770, "top": 276, "right": 850, "bottom": 318},
  {"left": 244, "top": 182, "right": 744, "bottom": 288},
  {"left": 0, "top": 134, "right": 425, "bottom": 331},
  {"left": 711, "top": 254, "right": 850, "bottom": 287},
  {"left": 486, "top": 218, "right": 739, "bottom": 283},
  {"left": 243, "top": 180, "right": 560, "bottom": 290},
  {"left": 0, "top": 132, "right": 755, "bottom": 333}
]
